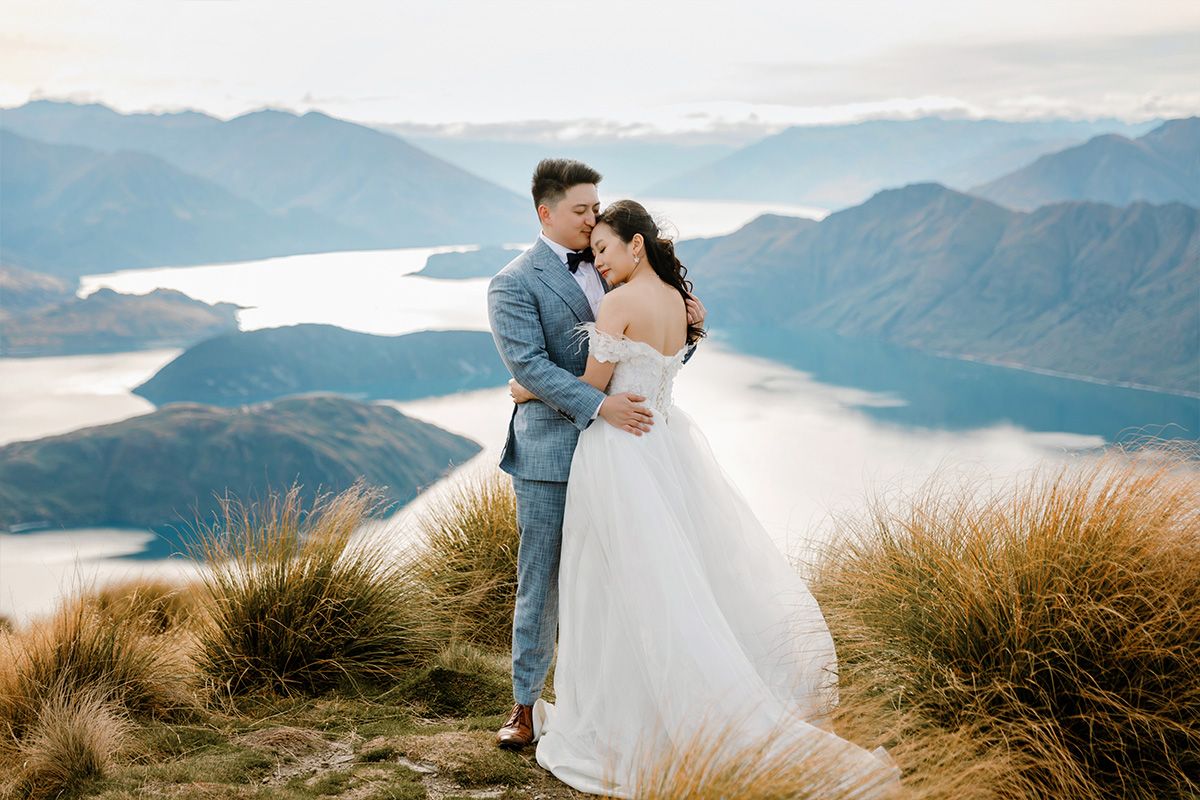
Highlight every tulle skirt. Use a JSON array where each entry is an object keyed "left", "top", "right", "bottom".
[{"left": 534, "top": 406, "right": 899, "bottom": 797}]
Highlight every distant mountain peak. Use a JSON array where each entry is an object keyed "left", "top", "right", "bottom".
[
  {"left": 642, "top": 117, "right": 1164, "bottom": 208},
  {"left": 0, "top": 98, "right": 532, "bottom": 273},
  {"left": 972, "top": 115, "right": 1199, "bottom": 211},
  {"left": 850, "top": 182, "right": 1005, "bottom": 216},
  {"left": 230, "top": 107, "right": 301, "bottom": 121}
]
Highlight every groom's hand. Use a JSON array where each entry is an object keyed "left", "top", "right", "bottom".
[
  {"left": 686, "top": 292, "right": 707, "bottom": 328},
  {"left": 600, "top": 393, "right": 653, "bottom": 436}
]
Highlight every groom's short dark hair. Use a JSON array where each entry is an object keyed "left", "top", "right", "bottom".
[{"left": 532, "top": 159, "right": 602, "bottom": 210}]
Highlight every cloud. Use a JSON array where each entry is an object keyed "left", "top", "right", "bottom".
[{"left": 740, "top": 31, "right": 1200, "bottom": 114}]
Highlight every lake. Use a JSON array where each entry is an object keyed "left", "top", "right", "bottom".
[{"left": 2, "top": 195, "right": 1195, "bottom": 622}]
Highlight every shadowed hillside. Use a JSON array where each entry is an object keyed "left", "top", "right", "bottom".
[
  {"left": 0, "top": 395, "right": 481, "bottom": 532},
  {"left": 973, "top": 117, "right": 1200, "bottom": 210},
  {"left": 691, "top": 184, "right": 1199, "bottom": 394},
  {"left": 134, "top": 325, "right": 509, "bottom": 405}
]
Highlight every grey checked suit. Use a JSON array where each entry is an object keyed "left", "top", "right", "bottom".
[{"left": 487, "top": 238, "right": 607, "bottom": 705}]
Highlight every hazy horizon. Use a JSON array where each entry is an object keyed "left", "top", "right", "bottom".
[{"left": 2, "top": 0, "right": 1197, "bottom": 146}]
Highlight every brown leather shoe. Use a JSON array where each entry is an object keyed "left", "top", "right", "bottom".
[{"left": 496, "top": 702, "right": 534, "bottom": 749}]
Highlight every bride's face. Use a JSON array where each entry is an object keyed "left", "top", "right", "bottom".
[{"left": 591, "top": 223, "right": 639, "bottom": 286}]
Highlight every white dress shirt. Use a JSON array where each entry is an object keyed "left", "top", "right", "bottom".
[{"left": 538, "top": 232, "right": 605, "bottom": 319}]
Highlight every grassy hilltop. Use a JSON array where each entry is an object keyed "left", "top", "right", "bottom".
[{"left": 1, "top": 450, "right": 1197, "bottom": 799}]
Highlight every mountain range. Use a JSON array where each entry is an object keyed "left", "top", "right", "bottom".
[
  {"left": 0, "top": 101, "right": 531, "bottom": 276},
  {"left": 0, "top": 394, "right": 481, "bottom": 532},
  {"left": 134, "top": 325, "right": 509, "bottom": 405},
  {"left": 3, "top": 100, "right": 1195, "bottom": 399},
  {"left": 0, "top": 129, "right": 365, "bottom": 277},
  {"left": 642, "top": 117, "right": 1161, "bottom": 208},
  {"left": 690, "top": 184, "right": 1198, "bottom": 395},
  {"left": 972, "top": 117, "right": 1200, "bottom": 210},
  {"left": 394, "top": 135, "right": 737, "bottom": 195}
]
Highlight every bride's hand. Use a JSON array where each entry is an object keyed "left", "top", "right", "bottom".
[{"left": 509, "top": 378, "right": 536, "bottom": 404}]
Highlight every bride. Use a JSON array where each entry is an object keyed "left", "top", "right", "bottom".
[{"left": 509, "top": 200, "right": 899, "bottom": 797}]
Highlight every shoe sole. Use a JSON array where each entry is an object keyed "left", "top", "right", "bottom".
[{"left": 497, "top": 737, "right": 528, "bottom": 750}]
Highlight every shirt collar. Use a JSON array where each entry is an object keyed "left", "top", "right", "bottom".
[{"left": 539, "top": 232, "right": 588, "bottom": 266}]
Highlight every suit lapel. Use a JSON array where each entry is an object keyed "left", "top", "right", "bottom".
[{"left": 532, "top": 240, "right": 595, "bottom": 323}]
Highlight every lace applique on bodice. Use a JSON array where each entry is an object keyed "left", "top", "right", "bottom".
[{"left": 578, "top": 322, "right": 691, "bottom": 417}]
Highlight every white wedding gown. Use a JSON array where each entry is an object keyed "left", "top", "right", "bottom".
[{"left": 533, "top": 324, "right": 899, "bottom": 798}]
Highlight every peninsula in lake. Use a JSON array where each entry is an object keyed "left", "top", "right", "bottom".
[
  {"left": 0, "top": 287, "right": 240, "bottom": 357},
  {"left": 135, "top": 325, "right": 509, "bottom": 405},
  {"left": 413, "top": 247, "right": 523, "bottom": 280},
  {"left": 0, "top": 395, "right": 480, "bottom": 532}
]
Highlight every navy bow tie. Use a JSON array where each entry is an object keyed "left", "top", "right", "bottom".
[{"left": 566, "top": 248, "right": 593, "bottom": 272}]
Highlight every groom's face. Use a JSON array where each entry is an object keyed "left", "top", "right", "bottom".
[{"left": 540, "top": 183, "right": 600, "bottom": 251}]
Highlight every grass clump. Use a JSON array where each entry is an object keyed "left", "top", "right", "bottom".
[
  {"left": 631, "top": 727, "right": 902, "bottom": 800},
  {"left": 0, "top": 594, "right": 192, "bottom": 745},
  {"left": 450, "top": 747, "right": 534, "bottom": 788},
  {"left": 413, "top": 471, "right": 519, "bottom": 650},
  {"left": 89, "top": 577, "right": 198, "bottom": 634},
  {"left": 814, "top": 446, "right": 1200, "bottom": 799},
  {"left": 360, "top": 743, "right": 399, "bottom": 762},
  {"left": 388, "top": 641, "right": 512, "bottom": 717},
  {"left": 11, "top": 684, "right": 130, "bottom": 799},
  {"left": 192, "top": 482, "right": 445, "bottom": 695},
  {"left": 309, "top": 771, "right": 355, "bottom": 795}
]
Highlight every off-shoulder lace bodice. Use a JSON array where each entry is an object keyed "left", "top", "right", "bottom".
[{"left": 578, "top": 323, "right": 690, "bottom": 417}]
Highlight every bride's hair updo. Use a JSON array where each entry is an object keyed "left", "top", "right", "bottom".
[{"left": 595, "top": 200, "right": 706, "bottom": 344}]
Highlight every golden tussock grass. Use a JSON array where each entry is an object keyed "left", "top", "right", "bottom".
[
  {"left": 629, "top": 722, "right": 903, "bottom": 800},
  {"left": 813, "top": 444, "right": 1200, "bottom": 799},
  {"left": 8, "top": 683, "right": 131, "bottom": 799},
  {"left": 412, "top": 470, "right": 519, "bottom": 651},
  {"left": 191, "top": 481, "right": 447, "bottom": 696},
  {"left": 89, "top": 577, "right": 200, "bottom": 635},
  {"left": 0, "top": 593, "right": 193, "bottom": 749}
]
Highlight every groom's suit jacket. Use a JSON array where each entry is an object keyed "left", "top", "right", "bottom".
[{"left": 488, "top": 239, "right": 608, "bottom": 483}]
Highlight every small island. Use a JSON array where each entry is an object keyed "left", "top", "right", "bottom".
[
  {"left": 0, "top": 286, "right": 241, "bottom": 357},
  {"left": 412, "top": 246, "right": 523, "bottom": 280},
  {"left": 135, "top": 324, "right": 510, "bottom": 406},
  {"left": 0, "top": 394, "right": 481, "bottom": 534}
]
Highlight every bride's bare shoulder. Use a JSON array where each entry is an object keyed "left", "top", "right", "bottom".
[{"left": 597, "top": 284, "right": 638, "bottom": 315}]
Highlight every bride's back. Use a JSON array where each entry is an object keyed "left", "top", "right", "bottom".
[{"left": 611, "top": 277, "right": 689, "bottom": 357}]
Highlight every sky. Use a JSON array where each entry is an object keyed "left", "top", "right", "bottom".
[{"left": 2, "top": 0, "right": 1198, "bottom": 143}]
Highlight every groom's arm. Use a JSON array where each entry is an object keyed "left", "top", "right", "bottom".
[{"left": 488, "top": 271, "right": 606, "bottom": 431}]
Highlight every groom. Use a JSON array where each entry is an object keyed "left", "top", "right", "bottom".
[{"left": 488, "top": 159, "right": 700, "bottom": 749}]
